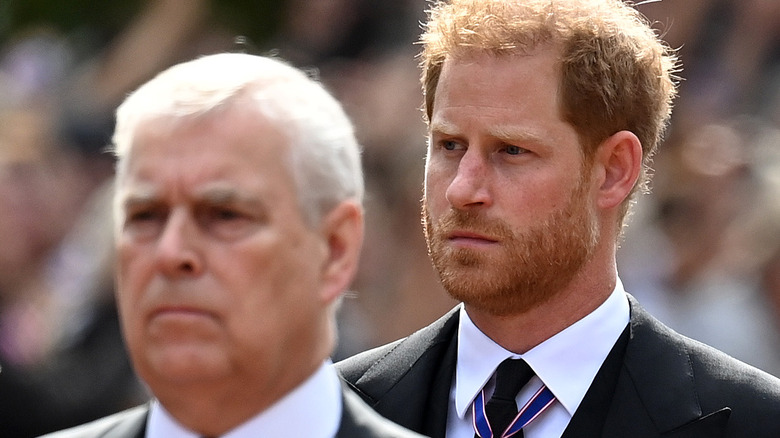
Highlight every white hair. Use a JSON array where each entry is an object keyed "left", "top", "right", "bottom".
[{"left": 112, "top": 53, "right": 363, "bottom": 224}]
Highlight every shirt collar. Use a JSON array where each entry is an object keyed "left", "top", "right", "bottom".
[
  {"left": 454, "top": 280, "right": 629, "bottom": 418},
  {"left": 147, "top": 360, "right": 342, "bottom": 438}
]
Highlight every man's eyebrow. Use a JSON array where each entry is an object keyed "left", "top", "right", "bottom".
[
  {"left": 429, "top": 120, "right": 459, "bottom": 136},
  {"left": 118, "top": 185, "right": 266, "bottom": 209},
  {"left": 195, "top": 186, "right": 263, "bottom": 207},
  {"left": 197, "top": 187, "right": 239, "bottom": 203},
  {"left": 487, "top": 125, "right": 546, "bottom": 144},
  {"left": 120, "top": 188, "right": 159, "bottom": 210},
  {"left": 430, "top": 120, "right": 547, "bottom": 145}
]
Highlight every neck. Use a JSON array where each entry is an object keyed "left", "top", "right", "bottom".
[{"left": 154, "top": 355, "right": 326, "bottom": 436}]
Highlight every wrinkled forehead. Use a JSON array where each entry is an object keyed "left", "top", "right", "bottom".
[
  {"left": 118, "top": 100, "right": 289, "bottom": 167},
  {"left": 111, "top": 105, "right": 299, "bottom": 217}
]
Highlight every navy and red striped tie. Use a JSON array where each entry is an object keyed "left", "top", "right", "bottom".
[{"left": 473, "top": 358, "right": 556, "bottom": 438}]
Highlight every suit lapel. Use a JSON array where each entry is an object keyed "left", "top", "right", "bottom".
[
  {"left": 102, "top": 404, "right": 148, "bottom": 438},
  {"left": 338, "top": 381, "right": 430, "bottom": 438},
  {"left": 422, "top": 328, "right": 457, "bottom": 438},
  {"left": 338, "top": 387, "right": 381, "bottom": 438},
  {"left": 601, "top": 296, "right": 730, "bottom": 437},
  {"left": 349, "top": 307, "right": 460, "bottom": 436},
  {"left": 561, "top": 325, "right": 629, "bottom": 437}
]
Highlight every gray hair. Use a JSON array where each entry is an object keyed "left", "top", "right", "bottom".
[{"left": 112, "top": 53, "right": 363, "bottom": 224}]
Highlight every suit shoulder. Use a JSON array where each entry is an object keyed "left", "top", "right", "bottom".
[
  {"left": 681, "top": 335, "right": 780, "bottom": 434},
  {"left": 337, "top": 339, "right": 405, "bottom": 383},
  {"left": 683, "top": 333, "right": 780, "bottom": 399},
  {"left": 637, "top": 304, "right": 780, "bottom": 399},
  {"left": 336, "top": 307, "right": 460, "bottom": 385},
  {"left": 632, "top": 297, "right": 780, "bottom": 396},
  {"left": 628, "top": 298, "right": 780, "bottom": 434},
  {"left": 38, "top": 405, "right": 148, "bottom": 438}
]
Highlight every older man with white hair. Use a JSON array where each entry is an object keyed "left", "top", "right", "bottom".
[{"left": 41, "top": 53, "right": 422, "bottom": 438}]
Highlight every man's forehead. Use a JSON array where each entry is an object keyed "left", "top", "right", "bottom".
[{"left": 117, "top": 180, "right": 263, "bottom": 205}]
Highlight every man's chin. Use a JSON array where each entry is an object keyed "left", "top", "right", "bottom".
[
  {"left": 438, "top": 269, "right": 558, "bottom": 317},
  {"left": 451, "top": 290, "right": 551, "bottom": 317},
  {"left": 433, "top": 248, "right": 491, "bottom": 270},
  {"left": 140, "top": 346, "right": 230, "bottom": 385}
]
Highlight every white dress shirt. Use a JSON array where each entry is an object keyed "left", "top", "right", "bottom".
[
  {"left": 146, "top": 360, "right": 342, "bottom": 438},
  {"left": 446, "top": 280, "right": 630, "bottom": 438}
]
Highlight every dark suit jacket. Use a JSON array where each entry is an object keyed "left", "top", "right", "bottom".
[
  {"left": 37, "top": 385, "right": 424, "bottom": 438},
  {"left": 337, "top": 295, "right": 780, "bottom": 437}
]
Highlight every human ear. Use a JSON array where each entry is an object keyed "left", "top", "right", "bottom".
[
  {"left": 594, "top": 130, "right": 642, "bottom": 210},
  {"left": 317, "top": 200, "right": 364, "bottom": 304}
]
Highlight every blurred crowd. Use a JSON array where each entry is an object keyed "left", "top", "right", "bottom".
[{"left": 0, "top": 0, "right": 777, "bottom": 436}]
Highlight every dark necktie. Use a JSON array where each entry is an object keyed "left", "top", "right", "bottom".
[{"left": 476, "top": 358, "right": 535, "bottom": 438}]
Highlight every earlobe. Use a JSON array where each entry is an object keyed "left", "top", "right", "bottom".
[
  {"left": 595, "top": 130, "right": 642, "bottom": 210},
  {"left": 318, "top": 200, "right": 364, "bottom": 304}
]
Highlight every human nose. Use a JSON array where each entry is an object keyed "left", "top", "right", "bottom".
[
  {"left": 154, "top": 209, "right": 203, "bottom": 278},
  {"left": 445, "top": 150, "right": 492, "bottom": 209}
]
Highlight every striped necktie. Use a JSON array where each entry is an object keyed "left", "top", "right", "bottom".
[{"left": 473, "top": 358, "right": 556, "bottom": 438}]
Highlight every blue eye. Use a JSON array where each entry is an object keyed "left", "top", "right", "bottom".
[
  {"left": 505, "top": 145, "right": 523, "bottom": 155},
  {"left": 443, "top": 141, "right": 459, "bottom": 151}
]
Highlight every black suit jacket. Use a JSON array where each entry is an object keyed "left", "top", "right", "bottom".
[
  {"left": 337, "top": 295, "right": 780, "bottom": 437},
  {"left": 37, "top": 385, "right": 424, "bottom": 438}
]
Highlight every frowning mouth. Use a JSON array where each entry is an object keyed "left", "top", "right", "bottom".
[
  {"left": 447, "top": 230, "right": 499, "bottom": 245},
  {"left": 149, "top": 305, "right": 215, "bottom": 320}
]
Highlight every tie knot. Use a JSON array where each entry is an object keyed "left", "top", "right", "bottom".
[{"left": 492, "top": 358, "right": 534, "bottom": 401}]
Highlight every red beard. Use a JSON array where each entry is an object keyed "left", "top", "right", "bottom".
[{"left": 423, "top": 177, "right": 598, "bottom": 316}]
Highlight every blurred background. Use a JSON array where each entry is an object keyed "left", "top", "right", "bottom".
[{"left": 0, "top": 0, "right": 777, "bottom": 436}]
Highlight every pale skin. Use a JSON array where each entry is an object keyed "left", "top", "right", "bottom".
[
  {"left": 425, "top": 47, "right": 642, "bottom": 354},
  {"left": 114, "top": 102, "right": 363, "bottom": 436}
]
